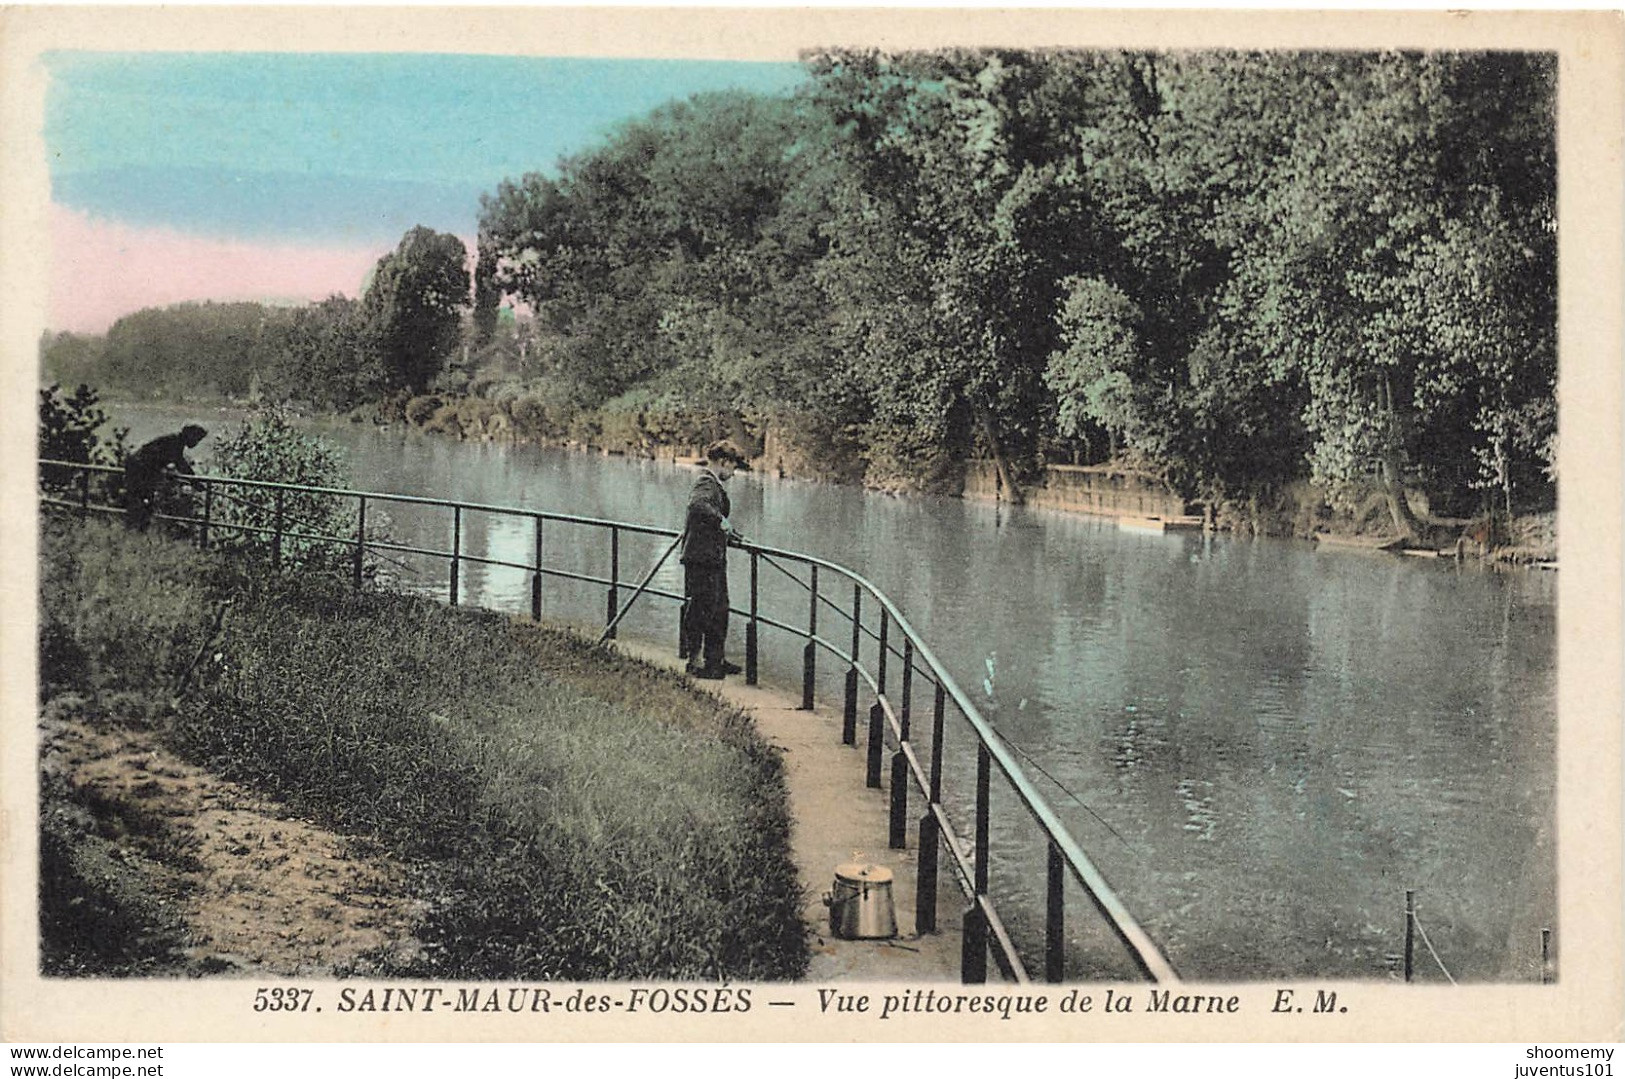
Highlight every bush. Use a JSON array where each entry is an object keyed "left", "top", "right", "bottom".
[
  {"left": 509, "top": 393, "right": 570, "bottom": 441},
  {"left": 423, "top": 402, "right": 464, "bottom": 436},
  {"left": 860, "top": 421, "right": 964, "bottom": 495},
  {"left": 204, "top": 410, "right": 359, "bottom": 576}
]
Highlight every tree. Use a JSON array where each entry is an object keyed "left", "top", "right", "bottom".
[
  {"left": 478, "top": 91, "right": 816, "bottom": 415},
  {"left": 38, "top": 383, "right": 128, "bottom": 500},
  {"left": 1218, "top": 51, "right": 1555, "bottom": 535},
  {"left": 806, "top": 49, "right": 1120, "bottom": 499},
  {"left": 265, "top": 296, "right": 384, "bottom": 411},
  {"left": 363, "top": 226, "right": 470, "bottom": 396}
]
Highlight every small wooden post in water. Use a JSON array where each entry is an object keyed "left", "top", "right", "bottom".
[{"left": 1541, "top": 928, "right": 1553, "bottom": 984}]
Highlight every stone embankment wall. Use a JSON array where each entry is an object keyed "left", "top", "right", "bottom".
[{"left": 963, "top": 462, "right": 1191, "bottom": 519}]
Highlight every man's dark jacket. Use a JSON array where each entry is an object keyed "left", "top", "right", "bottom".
[
  {"left": 126, "top": 432, "right": 196, "bottom": 483},
  {"left": 680, "top": 471, "right": 731, "bottom": 566}
]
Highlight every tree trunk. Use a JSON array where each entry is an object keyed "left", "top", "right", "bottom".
[
  {"left": 1377, "top": 372, "right": 1423, "bottom": 543},
  {"left": 1379, "top": 449, "right": 1424, "bottom": 542},
  {"left": 975, "top": 402, "right": 1025, "bottom": 506}
]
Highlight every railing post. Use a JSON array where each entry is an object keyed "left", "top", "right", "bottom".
[
  {"left": 889, "top": 638, "right": 914, "bottom": 849},
  {"left": 963, "top": 744, "right": 992, "bottom": 984},
  {"left": 889, "top": 751, "right": 909, "bottom": 849},
  {"left": 866, "top": 701, "right": 884, "bottom": 789},
  {"left": 605, "top": 526, "right": 619, "bottom": 639},
  {"left": 78, "top": 468, "right": 91, "bottom": 518},
  {"left": 531, "top": 516, "right": 543, "bottom": 621},
  {"left": 900, "top": 639, "right": 913, "bottom": 738},
  {"left": 843, "top": 585, "right": 861, "bottom": 745},
  {"left": 200, "top": 483, "right": 213, "bottom": 550},
  {"left": 745, "top": 550, "right": 759, "bottom": 685},
  {"left": 1046, "top": 842, "right": 1065, "bottom": 983},
  {"left": 353, "top": 495, "right": 366, "bottom": 591},
  {"left": 450, "top": 505, "right": 462, "bottom": 606},
  {"left": 272, "top": 488, "right": 284, "bottom": 569},
  {"left": 801, "top": 565, "right": 818, "bottom": 710},
  {"left": 917, "top": 809, "right": 939, "bottom": 935},
  {"left": 877, "top": 611, "right": 889, "bottom": 695},
  {"left": 1404, "top": 889, "right": 1415, "bottom": 984},
  {"left": 916, "top": 683, "right": 947, "bottom": 935}
]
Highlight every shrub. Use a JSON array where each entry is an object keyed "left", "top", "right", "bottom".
[
  {"left": 204, "top": 410, "right": 359, "bottom": 576},
  {"left": 424, "top": 402, "right": 464, "bottom": 436},
  {"left": 509, "top": 393, "right": 569, "bottom": 441}
]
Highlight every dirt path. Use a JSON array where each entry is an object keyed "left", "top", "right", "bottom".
[{"left": 40, "top": 700, "right": 423, "bottom": 977}]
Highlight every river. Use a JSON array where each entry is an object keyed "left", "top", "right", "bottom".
[{"left": 114, "top": 406, "right": 1558, "bottom": 982}]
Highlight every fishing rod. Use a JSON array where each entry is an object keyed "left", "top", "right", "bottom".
[
  {"left": 598, "top": 532, "right": 685, "bottom": 644},
  {"left": 986, "top": 724, "right": 1136, "bottom": 854}
]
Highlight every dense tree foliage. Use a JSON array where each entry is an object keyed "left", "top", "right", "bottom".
[
  {"left": 42, "top": 51, "right": 1556, "bottom": 528},
  {"left": 472, "top": 48, "right": 1555, "bottom": 523}
]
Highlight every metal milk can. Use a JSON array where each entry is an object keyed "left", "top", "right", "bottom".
[{"left": 824, "top": 862, "right": 898, "bottom": 940}]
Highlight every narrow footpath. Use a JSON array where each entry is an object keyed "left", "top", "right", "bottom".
[{"left": 612, "top": 638, "right": 966, "bottom": 982}]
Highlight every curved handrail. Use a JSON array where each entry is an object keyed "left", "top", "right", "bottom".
[{"left": 743, "top": 540, "right": 1179, "bottom": 984}]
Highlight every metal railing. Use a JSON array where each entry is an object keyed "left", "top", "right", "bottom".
[{"left": 41, "top": 459, "right": 1179, "bottom": 985}]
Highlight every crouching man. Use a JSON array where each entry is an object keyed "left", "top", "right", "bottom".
[{"left": 124, "top": 424, "right": 207, "bottom": 531}]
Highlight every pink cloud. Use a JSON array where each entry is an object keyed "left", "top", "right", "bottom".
[{"left": 49, "top": 205, "right": 389, "bottom": 334}]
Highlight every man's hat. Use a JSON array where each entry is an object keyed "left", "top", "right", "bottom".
[
  {"left": 182, "top": 424, "right": 208, "bottom": 444},
  {"left": 703, "top": 441, "right": 748, "bottom": 470}
]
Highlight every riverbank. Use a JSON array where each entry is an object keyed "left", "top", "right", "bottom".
[
  {"left": 345, "top": 390, "right": 1557, "bottom": 564},
  {"left": 38, "top": 519, "right": 808, "bottom": 980},
  {"left": 93, "top": 392, "right": 1556, "bottom": 564}
]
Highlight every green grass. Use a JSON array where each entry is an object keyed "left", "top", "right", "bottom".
[{"left": 39, "top": 518, "right": 808, "bottom": 980}]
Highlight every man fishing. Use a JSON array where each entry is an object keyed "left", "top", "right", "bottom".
[
  {"left": 124, "top": 424, "right": 207, "bottom": 530},
  {"left": 680, "top": 442, "right": 747, "bottom": 679}
]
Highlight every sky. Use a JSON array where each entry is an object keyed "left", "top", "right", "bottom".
[{"left": 44, "top": 52, "right": 808, "bottom": 333}]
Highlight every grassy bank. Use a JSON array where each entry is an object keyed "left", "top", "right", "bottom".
[{"left": 39, "top": 518, "right": 808, "bottom": 980}]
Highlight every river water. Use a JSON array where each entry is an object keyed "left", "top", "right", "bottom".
[{"left": 115, "top": 407, "right": 1558, "bottom": 982}]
